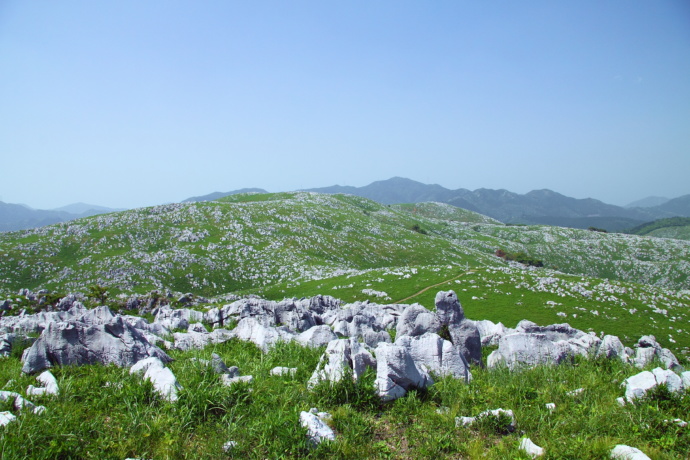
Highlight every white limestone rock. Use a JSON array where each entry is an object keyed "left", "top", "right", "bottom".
[
  {"left": 0, "top": 391, "right": 45, "bottom": 415},
  {"left": 455, "top": 408, "right": 515, "bottom": 431},
  {"left": 610, "top": 444, "right": 651, "bottom": 460},
  {"left": 487, "top": 333, "right": 571, "bottom": 370},
  {"left": 296, "top": 325, "right": 338, "bottom": 348},
  {"left": 596, "top": 335, "right": 628, "bottom": 362},
  {"left": 130, "top": 357, "right": 181, "bottom": 402},
  {"left": 623, "top": 366, "right": 685, "bottom": 403},
  {"left": 652, "top": 367, "right": 683, "bottom": 393},
  {"left": 374, "top": 343, "right": 433, "bottom": 402},
  {"left": 26, "top": 370, "right": 59, "bottom": 397},
  {"left": 0, "top": 411, "right": 16, "bottom": 426},
  {"left": 520, "top": 437, "right": 544, "bottom": 458},
  {"left": 470, "top": 319, "right": 511, "bottom": 347},
  {"left": 308, "top": 338, "right": 376, "bottom": 388},
  {"left": 21, "top": 317, "right": 172, "bottom": 374},
  {"left": 396, "top": 304, "right": 440, "bottom": 338},
  {"left": 270, "top": 367, "right": 297, "bottom": 377},
  {"left": 220, "top": 375, "right": 253, "bottom": 386},
  {"left": 624, "top": 370, "right": 658, "bottom": 402},
  {"left": 233, "top": 317, "right": 295, "bottom": 352},
  {"left": 394, "top": 332, "right": 472, "bottom": 382},
  {"left": 300, "top": 409, "right": 335, "bottom": 445}
]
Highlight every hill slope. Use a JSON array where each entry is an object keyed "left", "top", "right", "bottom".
[
  {"left": 1, "top": 192, "right": 688, "bottom": 295},
  {"left": 626, "top": 217, "right": 690, "bottom": 241},
  {"left": 306, "top": 177, "right": 678, "bottom": 230}
]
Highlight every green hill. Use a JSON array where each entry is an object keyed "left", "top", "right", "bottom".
[
  {"left": 626, "top": 217, "right": 690, "bottom": 241},
  {"left": 1, "top": 192, "right": 690, "bottom": 458},
  {"left": 1, "top": 191, "right": 689, "bottom": 356}
]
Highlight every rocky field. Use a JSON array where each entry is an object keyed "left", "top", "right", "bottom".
[{"left": 0, "top": 192, "right": 689, "bottom": 458}]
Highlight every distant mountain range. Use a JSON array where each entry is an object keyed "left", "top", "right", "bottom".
[
  {"left": 624, "top": 196, "right": 670, "bottom": 208},
  {"left": 3, "top": 178, "right": 689, "bottom": 233},
  {"left": 304, "top": 177, "right": 690, "bottom": 232},
  {"left": 0, "top": 202, "right": 123, "bottom": 232}
]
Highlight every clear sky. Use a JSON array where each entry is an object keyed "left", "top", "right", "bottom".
[{"left": 1, "top": 1, "right": 689, "bottom": 210}]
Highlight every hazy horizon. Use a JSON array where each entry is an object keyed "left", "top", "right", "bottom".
[{"left": 1, "top": 1, "right": 689, "bottom": 210}]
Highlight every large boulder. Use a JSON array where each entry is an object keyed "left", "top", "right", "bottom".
[
  {"left": 470, "top": 320, "right": 512, "bottom": 347},
  {"left": 395, "top": 291, "right": 482, "bottom": 366},
  {"left": 435, "top": 291, "right": 482, "bottom": 366},
  {"left": 233, "top": 317, "right": 295, "bottom": 352},
  {"left": 308, "top": 338, "right": 376, "bottom": 388},
  {"left": 632, "top": 335, "right": 680, "bottom": 370},
  {"left": 171, "top": 328, "right": 235, "bottom": 351},
  {"left": 395, "top": 304, "right": 440, "bottom": 338},
  {"left": 300, "top": 408, "right": 335, "bottom": 445},
  {"left": 130, "top": 357, "right": 181, "bottom": 402},
  {"left": 21, "top": 317, "right": 172, "bottom": 374},
  {"left": 487, "top": 333, "right": 571, "bottom": 370},
  {"left": 296, "top": 325, "right": 338, "bottom": 348},
  {"left": 596, "top": 335, "right": 628, "bottom": 361},
  {"left": 331, "top": 303, "right": 392, "bottom": 347},
  {"left": 394, "top": 333, "right": 472, "bottom": 382},
  {"left": 623, "top": 367, "right": 685, "bottom": 402},
  {"left": 153, "top": 307, "right": 205, "bottom": 333},
  {"left": 374, "top": 343, "right": 433, "bottom": 401},
  {"left": 514, "top": 320, "right": 584, "bottom": 342}
]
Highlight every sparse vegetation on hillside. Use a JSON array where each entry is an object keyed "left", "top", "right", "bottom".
[
  {"left": 1, "top": 192, "right": 689, "bottom": 458},
  {"left": 626, "top": 217, "right": 690, "bottom": 241}
]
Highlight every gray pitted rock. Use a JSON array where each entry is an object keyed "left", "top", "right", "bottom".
[
  {"left": 434, "top": 291, "right": 482, "bottom": 366},
  {"left": 374, "top": 342, "right": 433, "bottom": 401},
  {"left": 233, "top": 317, "right": 295, "bottom": 351},
  {"left": 623, "top": 367, "right": 684, "bottom": 402},
  {"left": 394, "top": 332, "right": 472, "bottom": 382},
  {"left": 487, "top": 333, "right": 572, "bottom": 369},
  {"left": 296, "top": 325, "right": 338, "bottom": 348},
  {"left": 21, "top": 316, "right": 172, "bottom": 374},
  {"left": 633, "top": 335, "right": 680, "bottom": 370},
  {"left": 515, "top": 320, "right": 584, "bottom": 342},
  {"left": 396, "top": 304, "right": 440, "bottom": 338},
  {"left": 331, "top": 303, "right": 392, "bottom": 347},
  {"left": 130, "top": 357, "right": 181, "bottom": 402},
  {"left": 154, "top": 307, "right": 205, "bottom": 333},
  {"left": 171, "top": 329, "right": 235, "bottom": 351},
  {"left": 300, "top": 408, "right": 336, "bottom": 445},
  {"left": 596, "top": 335, "right": 628, "bottom": 361},
  {"left": 308, "top": 338, "right": 376, "bottom": 388},
  {"left": 469, "top": 319, "right": 512, "bottom": 347}
]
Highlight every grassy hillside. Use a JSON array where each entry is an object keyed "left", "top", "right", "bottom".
[
  {"left": 1, "top": 339, "right": 689, "bottom": 459},
  {"left": 626, "top": 217, "right": 690, "bottom": 241},
  {"left": 1, "top": 192, "right": 688, "bottom": 355},
  {"left": 0, "top": 193, "right": 492, "bottom": 298},
  {"left": 1, "top": 193, "right": 688, "bottom": 298},
  {"left": 2, "top": 193, "right": 690, "bottom": 458}
]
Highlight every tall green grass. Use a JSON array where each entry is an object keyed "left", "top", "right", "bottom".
[{"left": 1, "top": 339, "right": 688, "bottom": 459}]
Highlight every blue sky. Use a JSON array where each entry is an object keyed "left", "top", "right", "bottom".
[{"left": 1, "top": 1, "right": 688, "bottom": 209}]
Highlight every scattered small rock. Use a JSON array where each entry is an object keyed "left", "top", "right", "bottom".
[
  {"left": 26, "top": 370, "right": 59, "bottom": 397},
  {"left": 0, "top": 411, "right": 17, "bottom": 426},
  {"left": 270, "top": 366, "right": 297, "bottom": 377},
  {"left": 520, "top": 437, "right": 544, "bottom": 458},
  {"left": 222, "top": 441, "right": 238, "bottom": 452},
  {"left": 300, "top": 408, "right": 335, "bottom": 445},
  {"left": 610, "top": 444, "right": 651, "bottom": 460}
]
